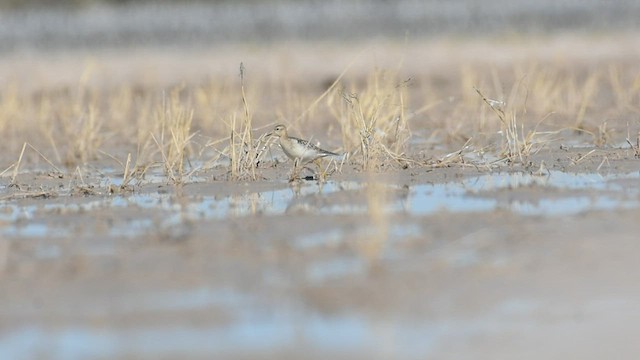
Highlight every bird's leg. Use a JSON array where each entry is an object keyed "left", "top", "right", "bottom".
[
  {"left": 313, "top": 159, "right": 325, "bottom": 182},
  {"left": 289, "top": 158, "right": 302, "bottom": 182}
]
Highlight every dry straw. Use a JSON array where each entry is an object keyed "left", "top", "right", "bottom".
[
  {"left": 2, "top": 57, "right": 640, "bottom": 183},
  {"left": 328, "top": 70, "right": 414, "bottom": 171},
  {"left": 225, "top": 63, "right": 274, "bottom": 181}
]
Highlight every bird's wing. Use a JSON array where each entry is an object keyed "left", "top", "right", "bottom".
[{"left": 293, "top": 137, "right": 339, "bottom": 156}]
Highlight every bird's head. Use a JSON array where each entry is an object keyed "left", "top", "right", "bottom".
[{"left": 271, "top": 124, "right": 288, "bottom": 138}]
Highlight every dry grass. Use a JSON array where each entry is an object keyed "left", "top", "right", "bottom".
[
  {"left": 6, "top": 142, "right": 62, "bottom": 186},
  {"left": 328, "top": 70, "right": 413, "bottom": 171},
  {"left": 150, "top": 88, "right": 196, "bottom": 183},
  {"left": 627, "top": 130, "right": 640, "bottom": 158},
  {"left": 474, "top": 85, "right": 556, "bottom": 165},
  {"left": 224, "top": 63, "right": 274, "bottom": 181},
  {"left": 0, "top": 53, "right": 639, "bottom": 182}
]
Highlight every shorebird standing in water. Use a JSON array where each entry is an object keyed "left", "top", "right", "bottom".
[{"left": 270, "top": 124, "right": 341, "bottom": 179}]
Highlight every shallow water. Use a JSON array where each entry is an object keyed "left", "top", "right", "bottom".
[
  {"left": 1, "top": 170, "right": 639, "bottom": 239},
  {"left": 410, "top": 171, "right": 640, "bottom": 216},
  {"left": 1, "top": 170, "right": 640, "bottom": 359},
  {"left": 4, "top": 292, "right": 639, "bottom": 360},
  {"left": 2, "top": 312, "right": 437, "bottom": 359},
  {"left": 0, "top": 283, "right": 538, "bottom": 360}
]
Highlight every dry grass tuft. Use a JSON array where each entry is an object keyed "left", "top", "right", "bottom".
[
  {"left": 475, "top": 84, "right": 556, "bottom": 165},
  {"left": 225, "top": 63, "right": 274, "bottom": 181},
  {"left": 5, "top": 142, "right": 62, "bottom": 186},
  {"left": 329, "top": 70, "right": 412, "bottom": 171},
  {"left": 63, "top": 103, "right": 103, "bottom": 166},
  {"left": 149, "top": 88, "right": 196, "bottom": 184},
  {"left": 226, "top": 115, "right": 273, "bottom": 181},
  {"left": 626, "top": 130, "right": 640, "bottom": 158}
]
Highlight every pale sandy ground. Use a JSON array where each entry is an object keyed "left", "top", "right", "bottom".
[{"left": 1, "top": 35, "right": 640, "bottom": 359}]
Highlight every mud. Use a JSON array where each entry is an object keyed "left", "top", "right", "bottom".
[
  {"left": 2, "top": 32, "right": 640, "bottom": 359},
  {"left": 1, "top": 142, "right": 640, "bottom": 359}
]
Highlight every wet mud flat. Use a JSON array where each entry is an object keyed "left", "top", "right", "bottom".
[
  {"left": 1, "top": 21, "right": 640, "bottom": 358},
  {"left": 1, "top": 145, "right": 640, "bottom": 359}
]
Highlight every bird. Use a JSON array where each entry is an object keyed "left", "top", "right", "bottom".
[{"left": 270, "top": 124, "right": 340, "bottom": 167}]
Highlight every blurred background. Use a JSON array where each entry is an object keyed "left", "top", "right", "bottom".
[
  {"left": 2, "top": 2, "right": 640, "bottom": 360},
  {"left": 2, "top": 0, "right": 640, "bottom": 52}
]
